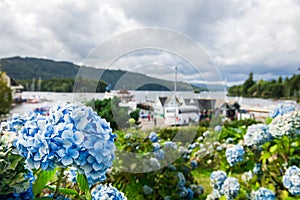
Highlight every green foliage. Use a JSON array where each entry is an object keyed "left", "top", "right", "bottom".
[
  {"left": 223, "top": 118, "right": 258, "bottom": 128},
  {"left": 32, "top": 169, "right": 57, "bottom": 196},
  {"left": 110, "top": 129, "right": 201, "bottom": 200},
  {"left": 130, "top": 109, "right": 141, "bottom": 126},
  {"left": 242, "top": 72, "right": 255, "bottom": 95},
  {"left": 0, "top": 71, "right": 12, "bottom": 116},
  {"left": 18, "top": 77, "right": 106, "bottom": 92},
  {"left": 86, "top": 97, "right": 133, "bottom": 130},
  {"left": 76, "top": 173, "right": 91, "bottom": 200},
  {"left": 228, "top": 73, "right": 300, "bottom": 100},
  {"left": 0, "top": 132, "right": 31, "bottom": 195}
]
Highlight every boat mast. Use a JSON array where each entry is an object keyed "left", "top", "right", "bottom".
[
  {"left": 174, "top": 66, "right": 178, "bottom": 124},
  {"left": 174, "top": 66, "right": 177, "bottom": 103}
]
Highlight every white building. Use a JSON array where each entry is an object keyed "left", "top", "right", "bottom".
[{"left": 2, "top": 72, "right": 24, "bottom": 101}]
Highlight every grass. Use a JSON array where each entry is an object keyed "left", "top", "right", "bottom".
[{"left": 191, "top": 168, "right": 214, "bottom": 199}]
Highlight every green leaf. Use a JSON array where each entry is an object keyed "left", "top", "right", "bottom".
[
  {"left": 59, "top": 188, "right": 78, "bottom": 195},
  {"left": 32, "top": 169, "right": 57, "bottom": 197},
  {"left": 269, "top": 144, "right": 278, "bottom": 153},
  {"left": 35, "top": 197, "right": 55, "bottom": 200},
  {"left": 44, "top": 186, "right": 78, "bottom": 195},
  {"left": 76, "top": 173, "right": 91, "bottom": 200},
  {"left": 278, "top": 190, "right": 289, "bottom": 199}
]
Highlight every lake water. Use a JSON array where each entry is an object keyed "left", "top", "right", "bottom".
[{"left": 11, "top": 91, "right": 297, "bottom": 116}]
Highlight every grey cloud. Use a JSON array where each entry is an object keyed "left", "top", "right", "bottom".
[{"left": 0, "top": 0, "right": 299, "bottom": 85}]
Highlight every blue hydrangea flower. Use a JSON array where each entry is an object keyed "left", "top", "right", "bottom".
[
  {"left": 15, "top": 115, "right": 57, "bottom": 170},
  {"left": 65, "top": 167, "right": 77, "bottom": 183},
  {"left": 143, "top": 185, "right": 153, "bottom": 195},
  {"left": 190, "top": 160, "right": 198, "bottom": 169},
  {"left": 186, "top": 188, "right": 194, "bottom": 200},
  {"left": 177, "top": 172, "right": 186, "bottom": 187},
  {"left": 221, "top": 177, "right": 240, "bottom": 200},
  {"left": 226, "top": 138, "right": 234, "bottom": 144},
  {"left": 244, "top": 124, "right": 272, "bottom": 146},
  {"left": 210, "top": 170, "right": 227, "bottom": 191},
  {"left": 154, "top": 149, "right": 165, "bottom": 160},
  {"left": 188, "top": 142, "right": 198, "bottom": 149},
  {"left": 206, "top": 189, "right": 221, "bottom": 200},
  {"left": 241, "top": 171, "right": 253, "bottom": 183},
  {"left": 214, "top": 125, "right": 222, "bottom": 132},
  {"left": 148, "top": 132, "right": 159, "bottom": 142},
  {"left": 9, "top": 103, "right": 116, "bottom": 184},
  {"left": 91, "top": 184, "right": 127, "bottom": 200},
  {"left": 216, "top": 146, "right": 223, "bottom": 151},
  {"left": 178, "top": 187, "right": 188, "bottom": 198},
  {"left": 252, "top": 187, "right": 275, "bottom": 200},
  {"left": 226, "top": 144, "right": 245, "bottom": 166},
  {"left": 167, "top": 164, "right": 177, "bottom": 171},
  {"left": 163, "top": 141, "right": 177, "bottom": 149},
  {"left": 282, "top": 165, "right": 300, "bottom": 195},
  {"left": 270, "top": 104, "right": 295, "bottom": 118},
  {"left": 269, "top": 111, "right": 300, "bottom": 138},
  {"left": 148, "top": 157, "right": 161, "bottom": 170},
  {"left": 253, "top": 163, "right": 262, "bottom": 175},
  {"left": 190, "top": 184, "right": 204, "bottom": 196},
  {"left": 5, "top": 114, "right": 28, "bottom": 132},
  {"left": 152, "top": 142, "right": 161, "bottom": 151}
]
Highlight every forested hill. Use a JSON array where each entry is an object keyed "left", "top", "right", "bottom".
[
  {"left": 0, "top": 56, "right": 204, "bottom": 92},
  {"left": 227, "top": 72, "right": 300, "bottom": 100}
]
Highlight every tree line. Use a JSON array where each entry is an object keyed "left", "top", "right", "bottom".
[
  {"left": 227, "top": 72, "right": 300, "bottom": 100},
  {"left": 17, "top": 77, "right": 107, "bottom": 92}
]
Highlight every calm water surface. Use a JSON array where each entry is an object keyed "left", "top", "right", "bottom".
[{"left": 11, "top": 91, "right": 296, "bottom": 115}]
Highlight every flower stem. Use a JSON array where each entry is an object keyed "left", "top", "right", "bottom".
[{"left": 54, "top": 168, "right": 65, "bottom": 198}]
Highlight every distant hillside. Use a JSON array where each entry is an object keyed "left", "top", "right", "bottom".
[{"left": 0, "top": 56, "right": 204, "bottom": 92}]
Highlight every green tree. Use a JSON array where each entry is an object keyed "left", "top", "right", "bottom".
[
  {"left": 242, "top": 72, "right": 255, "bottom": 95},
  {"left": 278, "top": 76, "right": 282, "bottom": 83},
  {"left": 86, "top": 97, "right": 131, "bottom": 130},
  {"left": 0, "top": 71, "right": 12, "bottom": 117}
]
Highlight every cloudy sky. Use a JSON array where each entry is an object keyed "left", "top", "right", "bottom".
[{"left": 1, "top": 0, "right": 300, "bottom": 85}]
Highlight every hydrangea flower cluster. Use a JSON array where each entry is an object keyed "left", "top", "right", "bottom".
[
  {"left": 190, "top": 160, "right": 198, "bottom": 169},
  {"left": 8, "top": 103, "right": 116, "bottom": 183},
  {"left": 209, "top": 170, "right": 240, "bottom": 199},
  {"left": 210, "top": 170, "right": 227, "bottom": 190},
  {"left": 270, "top": 104, "right": 295, "bottom": 118},
  {"left": 225, "top": 144, "right": 245, "bottom": 166},
  {"left": 241, "top": 170, "right": 253, "bottom": 183},
  {"left": 163, "top": 141, "right": 177, "bottom": 149},
  {"left": 214, "top": 125, "right": 222, "bottom": 132},
  {"left": 269, "top": 111, "right": 300, "bottom": 138},
  {"left": 91, "top": 184, "right": 127, "bottom": 200},
  {"left": 188, "top": 142, "right": 199, "bottom": 149},
  {"left": 220, "top": 177, "right": 240, "bottom": 200},
  {"left": 251, "top": 187, "right": 275, "bottom": 200},
  {"left": 143, "top": 185, "right": 153, "bottom": 195},
  {"left": 206, "top": 189, "right": 221, "bottom": 200},
  {"left": 148, "top": 132, "right": 159, "bottom": 142},
  {"left": 244, "top": 124, "right": 272, "bottom": 146},
  {"left": 177, "top": 172, "right": 194, "bottom": 199},
  {"left": 282, "top": 165, "right": 300, "bottom": 195},
  {"left": 5, "top": 114, "right": 28, "bottom": 132}
]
